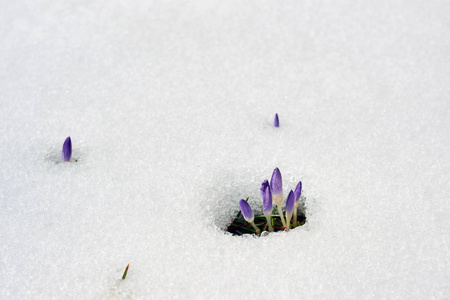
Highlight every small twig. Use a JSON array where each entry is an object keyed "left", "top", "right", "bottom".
[{"left": 122, "top": 264, "right": 129, "bottom": 280}]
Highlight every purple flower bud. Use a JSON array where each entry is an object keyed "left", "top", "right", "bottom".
[
  {"left": 260, "top": 180, "right": 272, "bottom": 214},
  {"left": 270, "top": 168, "right": 283, "bottom": 205},
  {"left": 239, "top": 199, "right": 254, "bottom": 223},
  {"left": 286, "top": 190, "right": 295, "bottom": 215},
  {"left": 62, "top": 136, "right": 72, "bottom": 162},
  {"left": 294, "top": 181, "right": 302, "bottom": 203},
  {"left": 273, "top": 113, "right": 279, "bottom": 127}
]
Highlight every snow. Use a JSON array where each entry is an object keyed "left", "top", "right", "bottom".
[{"left": 1, "top": 0, "right": 450, "bottom": 299}]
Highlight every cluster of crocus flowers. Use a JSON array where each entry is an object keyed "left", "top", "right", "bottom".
[
  {"left": 238, "top": 167, "right": 303, "bottom": 234},
  {"left": 62, "top": 136, "right": 72, "bottom": 162}
]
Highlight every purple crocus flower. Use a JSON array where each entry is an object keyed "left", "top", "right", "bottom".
[
  {"left": 239, "top": 199, "right": 254, "bottom": 223},
  {"left": 285, "top": 190, "right": 295, "bottom": 229},
  {"left": 260, "top": 180, "right": 272, "bottom": 214},
  {"left": 62, "top": 136, "right": 72, "bottom": 162},
  {"left": 293, "top": 181, "right": 302, "bottom": 228},
  {"left": 294, "top": 181, "right": 302, "bottom": 204},
  {"left": 260, "top": 180, "right": 273, "bottom": 232},
  {"left": 239, "top": 199, "right": 260, "bottom": 235},
  {"left": 286, "top": 190, "right": 295, "bottom": 215},
  {"left": 270, "top": 168, "right": 283, "bottom": 205},
  {"left": 270, "top": 167, "right": 286, "bottom": 228},
  {"left": 273, "top": 113, "right": 279, "bottom": 127}
]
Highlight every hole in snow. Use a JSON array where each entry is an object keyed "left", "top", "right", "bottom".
[{"left": 226, "top": 196, "right": 307, "bottom": 236}]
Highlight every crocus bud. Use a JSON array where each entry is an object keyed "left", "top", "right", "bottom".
[
  {"left": 294, "top": 181, "right": 302, "bottom": 204},
  {"left": 285, "top": 190, "right": 295, "bottom": 229},
  {"left": 239, "top": 199, "right": 254, "bottom": 223},
  {"left": 270, "top": 168, "right": 283, "bottom": 205},
  {"left": 62, "top": 137, "right": 72, "bottom": 162},
  {"left": 273, "top": 113, "right": 279, "bottom": 127},
  {"left": 260, "top": 180, "right": 272, "bottom": 214},
  {"left": 239, "top": 199, "right": 260, "bottom": 235},
  {"left": 261, "top": 180, "right": 274, "bottom": 232},
  {"left": 292, "top": 181, "right": 302, "bottom": 228},
  {"left": 270, "top": 168, "right": 286, "bottom": 228},
  {"left": 286, "top": 190, "right": 295, "bottom": 216}
]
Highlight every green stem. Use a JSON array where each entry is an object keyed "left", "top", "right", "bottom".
[
  {"left": 250, "top": 222, "right": 261, "bottom": 235},
  {"left": 293, "top": 203, "right": 298, "bottom": 228},
  {"left": 277, "top": 205, "right": 287, "bottom": 228},
  {"left": 265, "top": 215, "right": 273, "bottom": 232},
  {"left": 285, "top": 212, "right": 292, "bottom": 229}
]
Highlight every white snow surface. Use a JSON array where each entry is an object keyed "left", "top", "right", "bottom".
[{"left": 1, "top": 1, "right": 450, "bottom": 299}]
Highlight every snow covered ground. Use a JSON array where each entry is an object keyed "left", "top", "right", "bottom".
[{"left": 1, "top": 1, "right": 449, "bottom": 299}]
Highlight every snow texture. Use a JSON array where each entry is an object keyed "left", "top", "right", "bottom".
[{"left": 1, "top": 0, "right": 450, "bottom": 299}]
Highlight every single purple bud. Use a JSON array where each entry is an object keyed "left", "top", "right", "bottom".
[
  {"left": 62, "top": 136, "right": 72, "bottom": 162},
  {"left": 286, "top": 190, "right": 295, "bottom": 215},
  {"left": 260, "top": 180, "right": 272, "bottom": 214},
  {"left": 273, "top": 113, "right": 279, "bottom": 127},
  {"left": 270, "top": 168, "right": 283, "bottom": 205},
  {"left": 294, "top": 181, "right": 302, "bottom": 203},
  {"left": 239, "top": 199, "right": 254, "bottom": 223}
]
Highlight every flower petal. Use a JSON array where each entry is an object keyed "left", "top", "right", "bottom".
[
  {"left": 239, "top": 199, "right": 254, "bottom": 223},
  {"left": 62, "top": 137, "right": 72, "bottom": 162},
  {"left": 286, "top": 190, "right": 295, "bottom": 215}
]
